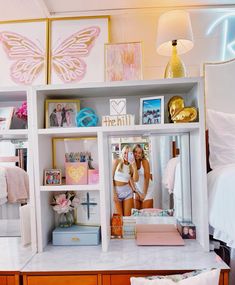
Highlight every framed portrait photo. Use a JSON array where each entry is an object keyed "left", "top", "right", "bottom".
[
  {"left": 140, "top": 96, "right": 164, "bottom": 125},
  {"left": 45, "top": 99, "right": 80, "bottom": 128},
  {"left": 105, "top": 42, "right": 143, "bottom": 81},
  {"left": 0, "top": 107, "right": 14, "bottom": 130},
  {"left": 44, "top": 169, "right": 62, "bottom": 185}
]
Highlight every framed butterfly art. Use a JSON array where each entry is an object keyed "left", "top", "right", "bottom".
[
  {"left": 0, "top": 19, "right": 48, "bottom": 86},
  {"left": 48, "top": 16, "right": 110, "bottom": 85}
]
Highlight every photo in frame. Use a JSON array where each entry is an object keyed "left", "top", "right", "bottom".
[
  {"left": 44, "top": 169, "right": 62, "bottom": 185},
  {"left": 45, "top": 99, "right": 80, "bottom": 128},
  {"left": 52, "top": 137, "right": 98, "bottom": 177},
  {"left": 140, "top": 96, "right": 164, "bottom": 124},
  {"left": 0, "top": 107, "right": 14, "bottom": 130},
  {"left": 48, "top": 16, "right": 110, "bottom": 84},
  {"left": 0, "top": 19, "right": 48, "bottom": 86},
  {"left": 105, "top": 42, "right": 143, "bottom": 81}
]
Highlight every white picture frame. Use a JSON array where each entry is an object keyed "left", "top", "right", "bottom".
[
  {"left": 0, "top": 107, "right": 14, "bottom": 130},
  {"left": 140, "top": 96, "right": 164, "bottom": 125}
]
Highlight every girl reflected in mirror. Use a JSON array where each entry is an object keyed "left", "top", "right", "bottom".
[
  {"left": 131, "top": 144, "right": 154, "bottom": 209},
  {"left": 112, "top": 145, "right": 139, "bottom": 216}
]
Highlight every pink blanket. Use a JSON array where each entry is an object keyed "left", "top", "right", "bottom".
[{"left": 4, "top": 166, "right": 29, "bottom": 203}]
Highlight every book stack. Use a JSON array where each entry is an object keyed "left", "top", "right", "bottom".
[{"left": 122, "top": 216, "right": 136, "bottom": 239}]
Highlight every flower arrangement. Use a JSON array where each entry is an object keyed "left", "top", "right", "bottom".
[
  {"left": 15, "top": 101, "right": 27, "bottom": 121},
  {"left": 51, "top": 192, "right": 80, "bottom": 227},
  {"left": 51, "top": 192, "right": 80, "bottom": 214}
]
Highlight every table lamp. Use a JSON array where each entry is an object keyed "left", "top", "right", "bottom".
[{"left": 156, "top": 10, "right": 194, "bottom": 78}]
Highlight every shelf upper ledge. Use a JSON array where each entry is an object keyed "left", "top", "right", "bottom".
[
  {"left": 37, "top": 123, "right": 200, "bottom": 136},
  {"left": 33, "top": 77, "right": 203, "bottom": 92},
  {"left": 40, "top": 184, "right": 100, "bottom": 191},
  {"left": 0, "top": 129, "right": 28, "bottom": 139}
]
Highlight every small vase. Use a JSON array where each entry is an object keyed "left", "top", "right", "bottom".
[{"left": 58, "top": 211, "right": 74, "bottom": 228}]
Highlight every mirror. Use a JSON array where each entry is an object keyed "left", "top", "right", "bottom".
[
  {"left": 109, "top": 134, "right": 192, "bottom": 222},
  {"left": 0, "top": 139, "right": 28, "bottom": 237}
]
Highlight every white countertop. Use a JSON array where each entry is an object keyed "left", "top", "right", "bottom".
[
  {"left": 0, "top": 237, "right": 34, "bottom": 271},
  {"left": 22, "top": 239, "right": 229, "bottom": 272}
]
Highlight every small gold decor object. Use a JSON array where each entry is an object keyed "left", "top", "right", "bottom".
[{"left": 168, "top": 96, "right": 197, "bottom": 123}]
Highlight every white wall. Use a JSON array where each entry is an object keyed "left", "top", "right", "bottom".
[{"left": 110, "top": 8, "right": 234, "bottom": 79}]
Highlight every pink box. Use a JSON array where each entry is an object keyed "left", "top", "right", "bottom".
[
  {"left": 65, "top": 162, "right": 88, "bottom": 185},
  {"left": 88, "top": 169, "right": 99, "bottom": 184}
]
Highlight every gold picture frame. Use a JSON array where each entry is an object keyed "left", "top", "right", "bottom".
[
  {"left": 52, "top": 137, "right": 98, "bottom": 177},
  {"left": 0, "top": 18, "right": 49, "bottom": 86},
  {"left": 48, "top": 16, "right": 110, "bottom": 84},
  {"left": 45, "top": 99, "right": 80, "bottom": 128}
]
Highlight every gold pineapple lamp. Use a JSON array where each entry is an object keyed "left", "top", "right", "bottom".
[{"left": 156, "top": 10, "right": 194, "bottom": 78}]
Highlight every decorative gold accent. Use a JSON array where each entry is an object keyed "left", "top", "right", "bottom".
[
  {"left": 71, "top": 237, "right": 80, "bottom": 241},
  {"left": 168, "top": 96, "right": 197, "bottom": 123},
  {"left": 164, "top": 45, "right": 186, "bottom": 78},
  {"left": 172, "top": 107, "right": 197, "bottom": 123},
  {"left": 168, "top": 96, "right": 184, "bottom": 119}
]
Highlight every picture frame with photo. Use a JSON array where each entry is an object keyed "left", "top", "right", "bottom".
[
  {"left": 0, "top": 107, "right": 14, "bottom": 130},
  {"left": 44, "top": 169, "right": 62, "bottom": 185},
  {"left": 140, "top": 96, "right": 164, "bottom": 125},
  {"left": 105, "top": 42, "right": 143, "bottom": 81},
  {"left": 45, "top": 99, "right": 80, "bottom": 128}
]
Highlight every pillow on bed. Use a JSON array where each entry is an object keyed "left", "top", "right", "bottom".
[
  {"left": 130, "top": 269, "right": 220, "bottom": 285},
  {"left": 207, "top": 109, "right": 235, "bottom": 169}
]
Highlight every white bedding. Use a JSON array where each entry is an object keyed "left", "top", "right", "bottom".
[{"left": 208, "top": 164, "right": 235, "bottom": 248}]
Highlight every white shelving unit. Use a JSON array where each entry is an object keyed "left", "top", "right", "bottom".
[
  {"left": 0, "top": 86, "right": 37, "bottom": 254},
  {"left": 32, "top": 77, "right": 208, "bottom": 252}
]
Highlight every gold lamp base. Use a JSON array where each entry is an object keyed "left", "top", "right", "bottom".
[{"left": 164, "top": 44, "right": 186, "bottom": 78}]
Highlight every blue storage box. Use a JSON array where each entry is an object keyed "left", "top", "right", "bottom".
[{"left": 52, "top": 225, "right": 101, "bottom": 246}]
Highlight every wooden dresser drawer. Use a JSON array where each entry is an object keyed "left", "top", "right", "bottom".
[{"left": 26, "top": 275, "right": 97, "bottom": 285}]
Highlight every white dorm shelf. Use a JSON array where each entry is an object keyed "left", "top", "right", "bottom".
[
  {"left": 32, "top": 77, "right": 208, "bottom": 253},
  {"left": 40, "top": 184, "right": 100, "bottom": 191},
  {"left": 0, "top": 129, "right": 28, "bottom": 139},
  {"left": 0, "top": 86, "right": 37, "bottom": 256}
]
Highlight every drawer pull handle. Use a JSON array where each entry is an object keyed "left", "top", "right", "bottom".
[{"left": 71, "top": 237, "right": 80, "bottom": 241}]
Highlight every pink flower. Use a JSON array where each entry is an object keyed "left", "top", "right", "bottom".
[
  {"left": 16, "top": 101, "right": 27, "bottom": 121},
  {"left": 51, "top": 192, "right": 80, "bottom": 214}
]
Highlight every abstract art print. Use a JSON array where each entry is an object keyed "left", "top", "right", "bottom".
[
  {"left": 105, "top": 42, "right": 143, "bottom": 81},
  {"left": 49, "top": 16, "right": 109, "bottom": 84},
  {"left": 0, "top": 20, "right": 48, "bottom": 86}
]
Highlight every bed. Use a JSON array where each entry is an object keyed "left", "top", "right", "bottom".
[{"left": 204, "top": 58, "right": 235, "bottom": 284}]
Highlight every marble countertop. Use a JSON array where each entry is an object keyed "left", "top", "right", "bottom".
[
  {"left": 22, "top": 239, "right": 229, "bottom": 272},
  {"left": 0, "top": 237, "right": 34, "bottom": 271}
]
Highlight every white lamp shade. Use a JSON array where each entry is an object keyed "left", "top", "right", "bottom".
[{"left": 156, "top": 10, "right": 194, "bottom": 56}]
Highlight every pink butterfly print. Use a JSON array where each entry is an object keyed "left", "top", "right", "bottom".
[{"left": 0, "top": 26, "right": 100, "bottom": 85}]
